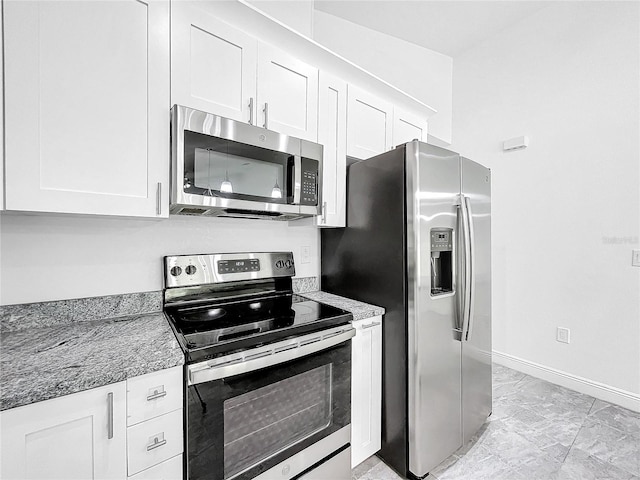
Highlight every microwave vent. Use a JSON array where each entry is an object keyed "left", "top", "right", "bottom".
[
  {"left": 176, "top": 207, "right": 208, "bottom": 216},
  {"left": 224, "top": 209, "right": 283, "bottom": 218}
]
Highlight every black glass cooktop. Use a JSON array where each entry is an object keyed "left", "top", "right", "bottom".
[{"left": 165, "top": 294, "right": 351, "bottom": 362}]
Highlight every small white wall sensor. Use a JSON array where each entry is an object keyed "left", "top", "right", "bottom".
[{"left": 503, "top": 136, "right": 529, "bottom": 151}]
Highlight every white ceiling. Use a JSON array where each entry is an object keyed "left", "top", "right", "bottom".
[{"left": 313, "top": 1, "right": 550, "bottom": 57}]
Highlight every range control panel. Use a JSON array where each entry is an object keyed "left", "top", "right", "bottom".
[
  {"left": 164, "top": 252, "right": 295, "bottom": 288},
  {"left": 217, "top": 259, "right": 260, "bottom": 274}
]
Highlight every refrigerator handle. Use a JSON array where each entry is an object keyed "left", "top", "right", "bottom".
[
  {"left": 454, "top": 202, "right": 464, "bottom": 337},
  {"left": 464, "top": 196, "right": 476, "bottom": 341},
  {"left": 460, "top": 194, "right": 472, "bottom": 342}
]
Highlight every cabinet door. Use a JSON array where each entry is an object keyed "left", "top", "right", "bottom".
[
  {"left": 257, "top": 44, "right": 318, "bottom": 142},
  {"left": 171, "top": 2, "right": 257, "bottom": 124},
  {"left": 0, "top": 382, "right": 127, "bottom": 480},
  {"left": 351, "top": 316, "right": 383, "bottom": 468},
  {"left": 346, "top": 85, "right": 393, "bottom": 159},
  {"left": 393, "top": 107, "right": 428, "bottom": 147},
  {"left": 3, "top": 0, "right": 169, "bottom": 217},
  {"left": 128, "top": 454, "right": 183, "bottom": 480},
  {"left": 317, "top": 72, "right": 347, "bottom": 228}
]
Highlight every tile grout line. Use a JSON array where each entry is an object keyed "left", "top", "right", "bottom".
[{"left": 559, "top": 396, "right": 597, "bottom": 464}]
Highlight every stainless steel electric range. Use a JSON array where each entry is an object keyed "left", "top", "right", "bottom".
[{"left": 163, "top": 252, "right": 354, "bottom": 480}]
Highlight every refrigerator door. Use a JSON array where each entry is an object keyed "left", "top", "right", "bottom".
[
  {"left": 460, "top": 157, "right": 492, "bottom": 444},
  {"left": 407, "top": 142, "right": 463, "bottom": 477}
]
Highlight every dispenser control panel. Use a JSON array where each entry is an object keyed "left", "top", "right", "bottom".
[{"left": 431, "top": 230, "right": 453, "bottom": 251}]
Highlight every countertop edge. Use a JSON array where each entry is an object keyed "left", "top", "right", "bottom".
[{"left": 299, "top": 291, "right": 385, "bottom": 321}]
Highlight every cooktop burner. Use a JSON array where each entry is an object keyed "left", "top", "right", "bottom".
[{"left": 163, "top": 252, "right": 352, "bottom": 362}]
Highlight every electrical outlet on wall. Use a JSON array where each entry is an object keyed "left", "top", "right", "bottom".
[
  {"left": 632, "top": 249, "right": 640, "bottom": 267},
  {"left": 300, "top": 246, "right": 311, "bottom": 264},
  {"left": 556, "top": 327, "right": 570, "bottom": 344}
]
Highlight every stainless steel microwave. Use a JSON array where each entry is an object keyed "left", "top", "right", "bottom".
[{"left": 170, "top": 105, "right": 322, "bottom": 220}]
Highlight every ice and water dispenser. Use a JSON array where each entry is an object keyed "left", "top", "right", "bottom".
[{"left": 430, "top": 228, "right": 453, "bottom": 295}]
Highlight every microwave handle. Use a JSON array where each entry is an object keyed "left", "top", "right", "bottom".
[{"left": 293, "top": 156, "right": 302, "bottom": 204}]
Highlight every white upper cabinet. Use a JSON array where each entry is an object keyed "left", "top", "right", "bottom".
[
  {"left": 347, "top": 85, "right": 393, "bottom": 160},
  {"left": 0, "top": 382, "right": 128, "bottom": 480},
  {"left": 3, "top": 0, "right": 170, "bottom": 217},
  {"left": 317, "top": 72, "right": 347, "bottom": 227},
  {"left": 171, "top": 3, "right": 318, "bottom": 142},
  {"left": 171, "top": 2, "right": 257, "bottom": 124},
  {"left": 393, "top": 107, "right": 428, "bottom": 147},
  {"left": 257, "top": 44, "right": 318, "bottom": 142}
]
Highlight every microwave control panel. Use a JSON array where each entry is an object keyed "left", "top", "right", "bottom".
[{"left": 300, "top": 157, "right": 318, "bottom": 206}]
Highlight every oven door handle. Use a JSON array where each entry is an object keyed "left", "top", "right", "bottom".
[{"left": 187, "top": 327, "right": 355, "bottom": 385}]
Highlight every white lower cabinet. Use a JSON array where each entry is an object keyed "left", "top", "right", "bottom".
[
  {"left": 0, "top": 382, "right": 128, "bottom": 479},
  {"left": 129, "top": 455, "right": 183, "bottom": 480},
  {"left": 127, "top": 409, "right": 184, "bottom": 476},
  {"left": 351, "top": 315, "right": 383, "bottom": 468},
  {"left": 0, "top": 367, "right": 184, "bottom": 480},
  {"left": 126, "top": 365, "right": 184, "bottom": 479}
]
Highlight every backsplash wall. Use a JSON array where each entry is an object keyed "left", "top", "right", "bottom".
[{"left": 0, "top": 213, "right": 320, "bottom": 305}]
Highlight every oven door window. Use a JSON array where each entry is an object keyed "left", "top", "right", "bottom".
[
  {"left": 186, "top": 342, "right": 350, "bottom": 480},
  {"left": 183, "top": 130, "right": 294, "bottom": 204}
]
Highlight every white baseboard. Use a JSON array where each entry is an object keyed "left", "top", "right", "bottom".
[{"left": 493, "top": 350, "right": 640, "bottom": 413}]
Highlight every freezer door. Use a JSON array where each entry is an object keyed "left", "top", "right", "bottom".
[
  {"left": 407, "top": 142, "right": 462, "bottom": 477},
  {"left": 460, "top": 157, "right": 492, "bottom": 444}
]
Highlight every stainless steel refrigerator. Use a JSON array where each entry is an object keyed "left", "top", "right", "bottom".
[{"left": 321, "top": 141, "right": 492, "bottom": 479}]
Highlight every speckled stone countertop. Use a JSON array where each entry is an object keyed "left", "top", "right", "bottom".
[
  {"left": 0, "top": 292, "right": 184, "bottom": 411},
  {"left": 300, "top": 291, "right": 385, "bottom": 321}
]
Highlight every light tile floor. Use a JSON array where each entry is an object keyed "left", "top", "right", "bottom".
[{"left": 352, "top": 364, "right": 640, "bottom": 480}]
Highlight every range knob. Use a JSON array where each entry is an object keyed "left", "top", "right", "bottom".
[
  {"left": 170, "top": 266, "right": 182, "bottom": 277},
  {"left": 185, "top": 265, "right": 197, "bottom": 275}
]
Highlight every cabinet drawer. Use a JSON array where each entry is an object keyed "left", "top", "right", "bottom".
[
  {"left": 127, "top": 409, "right": 184, "bottom": 476},
  {"left": 128, "top": 454, "right": 183, "bottom": 480},
  {"left": 127, "top": 366, "right": 183, "bottom": 426}
]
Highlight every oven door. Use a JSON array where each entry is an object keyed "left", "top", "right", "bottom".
[{"left": 185, "top": 336, "right": 352, "bottom": 480}]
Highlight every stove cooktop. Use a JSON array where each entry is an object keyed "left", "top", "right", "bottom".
[{"left": 165, "top": 294, "right": 352, "bottom": 362}]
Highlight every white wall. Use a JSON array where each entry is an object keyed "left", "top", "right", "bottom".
[
  {"left": 313, "top": 10, "right": 453, "bottom": 145},
  {"left": 0, "top": 214, "right": 319, "bottom": 305},
  {"left": 451, "top": 2, "right": 640, "bottom": 401},
  {"left": 244, "top": 0, "right": 315, "bottom": 37}
]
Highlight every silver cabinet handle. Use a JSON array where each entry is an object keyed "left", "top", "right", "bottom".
[
  {"left": 147, "top": 388, "right": 167, "bottom": 401},
  {"left": 361, "top": 321, "right": 381, "bottom": 329},
  {"left": 248, "top": 97, "right": 254, "bottom": 125},
  {"left": 263, "top": 102, "right": 269, "bottom": 129},
  {"left": 107, "top": 392, "right": 114, "bottom": 439},
  {"left": 147, "top": 435, "right": 167, "bottom": 451},
  {"left": 321, "top": 201, "right": 327, "bottom": 224},
  {"left": 156, "top": 182, "right": 162, "bottom": 216}
]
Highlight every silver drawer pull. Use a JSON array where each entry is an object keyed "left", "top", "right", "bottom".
[
  {"left": 147, "top": 434, "right": 167, "bottom": 451},
  {"left": 361, "top": 322, "right": 381, "bottom": 329},
  {"left": 147, "top": 388, "right": 167, "bottom": 401}
]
